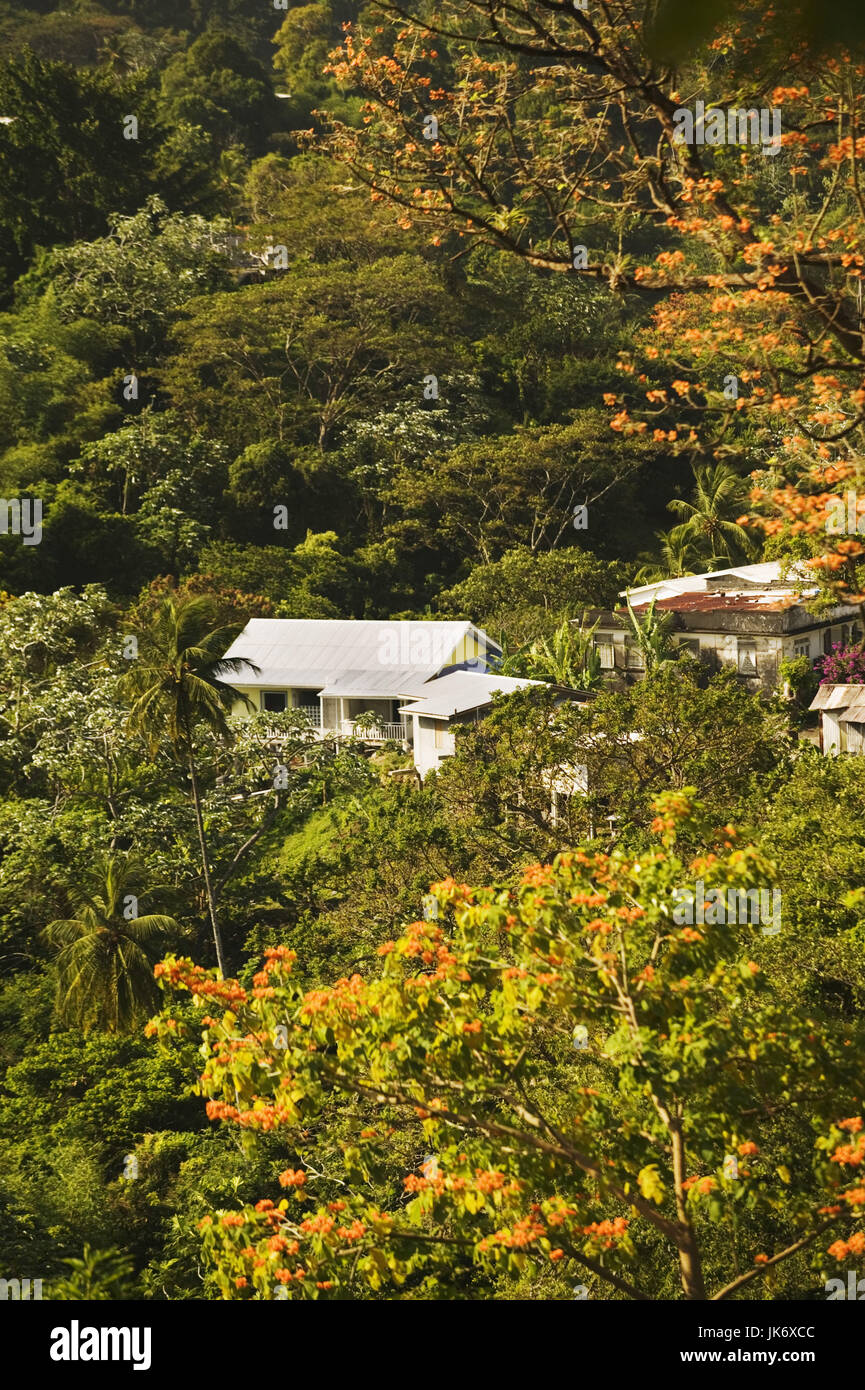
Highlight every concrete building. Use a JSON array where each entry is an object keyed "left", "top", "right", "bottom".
[
  {"left": 222, "top": 618, "right": 500, "bottom": 739},
  {"left": 584, "top": 562, "right": 861, "bottom": 694}
]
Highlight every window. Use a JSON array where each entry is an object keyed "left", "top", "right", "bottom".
[
  {"left": 854, "top": 623, "right": 863, "bottom": 645},
  {"left": 737, "top": 640, "right": 757, "bottom": 676},
  {"left": 842, "top": 625, "right": 851, "bottom": 647},
  {"left": 677, "top": 638, "right": 700, "bottom": 659},
  {"left": 433, "top": 717, "right": 453, "bottom": 750},
  {"left": 823, "top": 628, "right": 833, "bottom": 655},
  {"left": 262, "top": 691, "right": 287, "bottom": 713},
  {"left": 597, "top": 641, "right": 615, "bottom": 670},
  {"left": 793, "top": 638, "right": 810, "bottom": 659},
  {"left": 626, "top": 644, "right": 645, "bottom": 670}
]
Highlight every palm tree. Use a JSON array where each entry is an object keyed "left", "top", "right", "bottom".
[
  {"left": 633, "top": 529, "right": 700, "bottom": 584},
  {"left": 42, "top": 857, "right": 180, "bottom": 1033},
  {"left": 624, "top": 594, "right": 677, "bottom": 672},
  {"left": 667, "top": 462, "right": 757, "bottom": 568},
  {"left": 664, "top": 458, "right": 756, "bottom": 561},
  {"left": 216, "top": 147, "right": 248, "bottom": 209},
  {"left": 123, "top": 594, "right": 253, "bottom": 977}
]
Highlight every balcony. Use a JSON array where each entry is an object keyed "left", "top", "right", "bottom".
[
  {"left": 339, "top": 720, "right": 407, "bottom": 742},
  {"left": 263, "top": 712, "right": 408, "bottom": 744}
]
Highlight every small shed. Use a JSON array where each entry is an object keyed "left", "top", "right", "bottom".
[{"left": 809, "top": 684, "right": 865, "bottom": 753}]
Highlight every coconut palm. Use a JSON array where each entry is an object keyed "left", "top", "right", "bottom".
[
  {"left": 216, "top": 147, "right": 248, "bottom": 209},
  {"left": 667, "top": 462, "right": 757, "bottom": 568},
  {"left": 123, "top": 594, "right": 253, "bottom": 977},
  {"left": 42, "top": 857, "right": 181, "bottom": 1033},
  {"left": 633, "top": 529, "right": 701, "bottom": 584}
]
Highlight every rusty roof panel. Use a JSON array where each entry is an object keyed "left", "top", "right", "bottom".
[{"left": 629, "top": 592, "right": 804, "bottom": 615}]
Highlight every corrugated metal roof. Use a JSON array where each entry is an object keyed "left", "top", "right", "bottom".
[
  {"left": 319, "top": 669, "right": 442, "bottom": 698},
  {"left": 624, "top": 561, "right": 817, "bottom": 604},
  {"left": 631, "top": 592, "right": 805, "bottom": 615},
  {"left": 222, "top": 619, "right": 498, "bottom": 690},
  {"left": 400, "top": 671, "right": 539, "bottom": 719},
  {"left": 810, "top": 683, "right": 865, "bottom": 711}
]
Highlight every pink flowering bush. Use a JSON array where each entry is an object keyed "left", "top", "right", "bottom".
[{"left": 817, "top": 643, "right": 865, "bottom": 685}]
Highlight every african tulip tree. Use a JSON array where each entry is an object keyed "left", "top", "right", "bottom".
[
  {"left": 150, "top": 793, "right": 865, "bottom": 1300},
  {"left": 315, "top": 2, "right": 865, "bottom": 614}
]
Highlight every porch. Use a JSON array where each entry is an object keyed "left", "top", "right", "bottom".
[{"left": 268, "top": 706, "right": 409, "bottom": 744}]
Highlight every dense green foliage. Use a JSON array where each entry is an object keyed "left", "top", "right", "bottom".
[{"left": 1, "top": 0, "right": 864, "bottom": 1303}]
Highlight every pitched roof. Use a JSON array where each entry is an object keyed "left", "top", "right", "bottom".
[
  {"left": 634, "top": 591, "right": 807, "bottom": 615},
  {"left": 810, "top": 683, "right": 865, "bottom": 718},
  {"left": 221, "top": 619, "right": 499, "bottom": 694},
  {"left": 399, "top": 671, "right": 540, "bottom": 719},
  {"left": 624, "top": 561, "right": 818, "bottom": 606}
]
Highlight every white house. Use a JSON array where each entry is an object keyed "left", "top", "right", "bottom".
[
  {"left": 221, "top": 619, "right": 543, "bottom": 770},
  {"left": 399, "top": 671, "right": 542, "bottom": 777}
]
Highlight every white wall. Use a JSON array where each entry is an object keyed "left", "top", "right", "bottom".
[
  {"left": 822, "top": 711, "right": 842, "bottom": 754},
  {"left": 412, "top": 715, "right": 455, "bottom": 778}
]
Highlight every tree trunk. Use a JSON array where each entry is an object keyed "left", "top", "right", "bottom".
[
  {"left": 670, "top": 1119, "right": 707, "bottom": 1299},
  {"left": 183, "top": 713, "right": 228, "bottom": 979}
]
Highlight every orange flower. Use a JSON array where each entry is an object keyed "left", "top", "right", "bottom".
[{"left": 278, "top": 1168, "right": 307, "bottom": 1188}]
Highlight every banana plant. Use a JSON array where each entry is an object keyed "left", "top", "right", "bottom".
[{"left": 624, "top": 593, "right": 677, "bottom": 672}]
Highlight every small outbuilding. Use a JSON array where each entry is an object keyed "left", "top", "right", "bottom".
[{"left": 809, "top": 684, "right": 865, "bottom": 754}]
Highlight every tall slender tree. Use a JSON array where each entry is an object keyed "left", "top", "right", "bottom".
[
  {"left": 123, "top": 593, "right": 253, "bottom": 977},
  {"left": 634, "top": 530, "right": 700, "bottom": 585}
]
